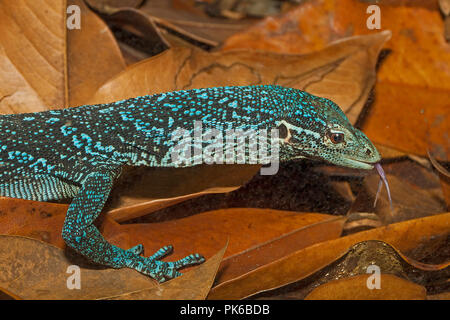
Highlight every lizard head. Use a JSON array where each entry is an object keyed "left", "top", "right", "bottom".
[{"left": 277, "top": 92, "right": 381, "bottom": 170}]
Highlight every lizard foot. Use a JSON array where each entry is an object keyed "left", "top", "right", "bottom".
[{"left": 125, "top": 245, "right": 205, "bottom": 282}]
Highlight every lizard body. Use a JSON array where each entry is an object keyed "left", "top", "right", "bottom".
[{"left": 0, "top": 85, "right": 380, "bottom": 282}]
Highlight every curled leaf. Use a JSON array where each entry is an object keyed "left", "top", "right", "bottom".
[
  {"left": 90, "top": 31, "right": 390, "bottom": 125},
  {"left": 0, "top": 0, "right": 125, "bottom": 114},
  {"left": 0, "top": 234, "right": 226, "bottom": 300},
  {"left": 208, "top": 213, "right": 450, "bottom": 299},
  {"left": 305, "top": 274, "right": 427, "bottom": 300}
]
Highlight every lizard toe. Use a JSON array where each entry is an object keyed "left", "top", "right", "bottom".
[
  {"left": 174, "top": 253, "right": 205, "bottom": 268},
  {"left": 127, "top": 244, "right": 144, "bottom": 255},
  {"left": 148, "top": 245, "right": 173, "bottom": 260}
]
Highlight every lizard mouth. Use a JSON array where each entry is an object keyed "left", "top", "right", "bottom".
[{"left": 343, "top": 157, "right": 377, "bottom": 170}]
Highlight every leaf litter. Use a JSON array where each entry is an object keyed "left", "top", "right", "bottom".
[{"left": 0, "top": 0, "right": 448, "bottom": 300}]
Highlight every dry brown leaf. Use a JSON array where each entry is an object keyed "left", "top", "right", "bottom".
[
  {"left": 212, "top": 215, "right": 346, "bottom": 286},
  {"left": 365, "top": 174, "right": 445, "bottom": 224},
  {"left": 67, "top": 0, "right": 126, "bottom": 107},
  {"left": 207, "top": 212, "right": 450, "bottom": 299},
  {"left": 1, "top": 198, "right": 351, "bottom": 299},
  {"left": 106, "top": 8, "right": 171, "bottom": 65},
  {"left": 0, "top": 197, "right": 68, "bottom": 248},
  {"left": 305, "top": 274, "right": 427, "bottom": 300},
  {"left": 0, "top": 0, "right": 66, "bottom": 113},
  {"left": 374, "top": 143, "right": 407, "bottom": 159},
  {"left": 0, "top": 0, "right": 125, "bottom": 114},
  {"left": 84, "top": 0, "right": 144, "bottom": 14},
  {"left": 428, "top": 143, "right": 450, "bottom": 211},
  {"left": 445, "top": 16, "right": 450, "bottom": 41},
  {"left": 0, "top": 234, "right": 226, "bottom": 300},
  {"left": 428, "top": 150, "right": 450, "bottom": 178},
  {"left": 107, "top": 164, "right": 260, "bottom": 222},
  {"left": 354, "top": 160, "right": 446, "bottom": 224},
  {"left": 440, "top": 0, "right": 450, "bottom": 15},
  {"left": 440, "top": 0, "right": 450, "bottom": 40},
  {"left": 91, "top": 0, "right": 254, "bottom": 49},
  {"left": 90, "top": 31, "right": 390, "bottom": 125},
  {"left": 103, "top": 209, "right": 346, "bottom": 266},
  {"left": 267, "top": 239, "right": 449, "bottom": 299},
  {"left": 363, "top": 83, "right": 450, "bottom": 162},
  {"left": 139, "top": 0, "right": 255, "bottom": 47},
  {"left": 343, "top": 212, "right": 382, "bottom": 235},
  {"left": 428, "top": 151, "right": 450, "bottom": 210},
  {"left": 332, "top": 2, "right": 450, "bottom": 161},
  {"left": 328, "top": 181, "right": 355, "bottom": 203},
  {"left": 428, "top": 291, "right": 450, "bottom": 300},
  {"left": 0, "top": 197, "right": 342, "bottom": 265},
  {"left": 222, "top": 0, "right": 448, "bottom": 89},
  {"left": 103, "top": 242, "right": 227, "bottom": 300},
  {"left": 221, "top": 0, "right": 450, "bottom": 161},
  {"left": 0, "top": 234, "right": 154, "bottom": 299}
]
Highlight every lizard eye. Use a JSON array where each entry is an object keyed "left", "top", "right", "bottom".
[
  {"left": 327, "top": 130, "right": 345, "bottom": 144},
  {"left": 277, "top": 123, "right": 289, "bottom": 139}
]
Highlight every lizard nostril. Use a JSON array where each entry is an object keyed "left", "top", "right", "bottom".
[{"left": 366, "top": 149, "right": 372, "bottom": 156}]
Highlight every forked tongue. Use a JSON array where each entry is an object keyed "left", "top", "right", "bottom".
[{"left": 373, "top": 163, "right": 393, "bottom": 210}]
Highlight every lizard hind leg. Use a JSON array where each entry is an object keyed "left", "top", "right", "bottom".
[{"left": 61, "top": 166, "right": 205, "bottom": 282}]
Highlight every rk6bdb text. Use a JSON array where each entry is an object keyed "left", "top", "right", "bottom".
[{"left": 224, "top": 304, "right": 270, "bottom": 315}]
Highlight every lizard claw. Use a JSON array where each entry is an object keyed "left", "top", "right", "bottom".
[{"left": 127, "top": 244, "right": 144, "bottom": 255}]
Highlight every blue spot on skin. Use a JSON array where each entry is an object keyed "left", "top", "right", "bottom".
[
  {"left": 61, "top": 125, "right": 77, "bottom": 136},
  {"left": 72, "top": 136, "right": 83, "bottom": 148},
  {"left": 168, "top": 117, "right": 174, "bottom": 127},
  {"left": 157, "top": 94, "right": 166, "bottom": 102},
  {"left": 29, "top": 158, "right": 48, "bottom": 169},
  {"left": 119, "top": 111, "right": 134, "bottom": 121},
  {"left": 228, "top": 101, "right": 238, "bottom": 108},
  {"left": 46, "top": 118, "right": 60, "bottom": 124}
]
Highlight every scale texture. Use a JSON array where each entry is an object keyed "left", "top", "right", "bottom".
[{"left": 0, "top": 85, "right": 380, "bottom": 282}]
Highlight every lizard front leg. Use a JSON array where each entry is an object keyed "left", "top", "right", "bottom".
[{"left": 61, "top": 165, "right": 204, "bottom": 282}]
